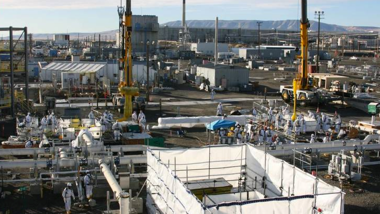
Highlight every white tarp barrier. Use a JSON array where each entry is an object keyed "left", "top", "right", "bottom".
[
  {"left": 208, "top": 196, "right": 314, "bottom": 214},
  {"left": 152, "top": 115, "right": 254, "bottom": 129},
  {"left": 147, "top": 149, "right": 208, "bottom": 214},
  {"left": 147, "top": 144, "right": 344, "bottom": 214},
  {"left": 155, "top": 145, "right": 245, "bottom": 187},
  {"left": 204, "top": 191, "right": 264, "bottom": 206}
]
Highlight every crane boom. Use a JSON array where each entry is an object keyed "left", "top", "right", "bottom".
[
  {"left": 291, "top": 0, "right": 310, "bottom": 121},
  {"left": 118, "top": 0, "right": 139, "bottom": 122}
]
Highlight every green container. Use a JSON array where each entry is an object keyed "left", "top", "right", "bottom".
[
  {"left": 368, "top": 102, "right": 380, "bottom": 115},
  {"left": 128, "top": 125, "right": 140, "bottom": 133},
  {"left": 145, "top": 137, "right": 165, "bottom": 148}
]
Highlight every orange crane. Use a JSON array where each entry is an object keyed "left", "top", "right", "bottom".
[
  {"left": 291, "top": 0, "right": 310, "bottom": 121},
  {"left": 118, "top": 0, "right": 139, "bottom": 122}
]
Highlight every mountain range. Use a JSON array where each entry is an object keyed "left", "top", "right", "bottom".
[
  {"left": 162, "top": 20, "right": 380, "bottom": 33},
  {"left": 14, "top": 20, "right": 380, "bottom": 41}
]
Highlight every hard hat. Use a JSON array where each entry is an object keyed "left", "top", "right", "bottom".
[
  {"left": 311, "top": 134, "right": 314, "bottom": 137},
  {"left": 86, "top": 170, "right": 90, "bottom": 174},
  {"left": 67, "top": 183, "right": 72, "bottom": 187}
]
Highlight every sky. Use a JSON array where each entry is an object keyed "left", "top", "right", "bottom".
[{"left": 0, "top": 0, "right": 379, "bottom": 34}]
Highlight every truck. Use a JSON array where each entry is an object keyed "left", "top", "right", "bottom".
[{"left": 280, "top": 85, "right": 341, "bottom": 107}]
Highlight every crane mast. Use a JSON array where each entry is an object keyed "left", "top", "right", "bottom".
[
  {"left": 292, "top": 0, "right": 310, "bottom": 121},
  {"left": 118, "top": 0, "right": 139, "bottom": 122}
]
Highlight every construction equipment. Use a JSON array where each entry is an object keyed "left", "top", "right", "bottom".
[
  {"left": 328, "top": 151, "right": 362, "bottom": 181},
  {"left": 118, "top": 0, "right": 139, "bottom": 122}
]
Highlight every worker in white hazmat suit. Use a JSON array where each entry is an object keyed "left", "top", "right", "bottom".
[
  {"left": 139, "top": 115, "right": 147, "bottom": 132},
  {"left": 236, "top": 131, "right": 242, "bottom": 144},
  {"left": 266, "top": 127, "right": 273, "bottom": 144},
  {"left": 84, "top": 170, "right": 93, "bottom": 200},
  {"left": 40, "top": 116, "right": 48, "bottom": 130},
  {"left": 252, "top": 107, "right": 257, "bottom": 117},
  {"left": 316, "top": 115, "right": 322, "bottom": 133},
  {"left": 106, "top": 111, "right": 113, "bottom": 121},
  {"left": 337, "top": 128, "right": 346, "bottom": 139},
  {"left": 310, "top": 134, "right": 316, "bottom": 144},
  {"left": 275, "top": 112, "right": 282, "bottom": 130},
  {"left": 99, "top": 116, "right": 107, "bottom": 132},
  {"left": 323, "top": 133, "right": 330, "bottom": 144},
  {"left": 25, "top": 112, "right": 32, "bottom": 128},
  {"left": 216, "top": 103, "right": 223, "bottom": 116},
  {"left": 132, "top": 111, "right": 138, "bottom": 123},
  {"left": 335, "top": 115, "right": 342, "bottom": 133},
  {"left": 138, "top": 110, "right": 145, "bottom": 122},
  {"left": 274, "top": 136, "right": 282, "bottom": 146},
  {"left": 322, "top": 113, "right": 329, "bottom": 132},
  {"left": 259, "top": 127, "right": 265, "bottom": 144},
  {"left": 49, "top": 112, "right": 57, "bottom": 131},
  {"left": 62, "top": 183, "right": 75, "bottom": 214},
  {"left": 88, "top": 110, "right": 95, "bottom": 125},
  {"left": 282, "top": 105, "right": 289, "bottom": 116},
  {"left": 294, "top": 117, "right": 301, "bottom": 136},
  {"left": 286, "top": 120, "right": 293, "bottom": 136},
  {"left": 267, "top": 107, "right": 273, "bottom": 124},
  {"left": 112, "top": 121, "right": 122, "bottom": 141},
  {"left": 210, "top": 89, "right": 216, "bottom": 100},
  {"left": 308, "top": 111, "right": 315, "bottom": 119}
]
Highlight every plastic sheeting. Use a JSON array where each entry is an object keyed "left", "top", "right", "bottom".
[
  {"left": 204, "top": 191, "right": 264, "bottom": 206},
  {"left": 154, "top": 145, "right": 245, "bottom": 187},
  {"left": 147, "top": 149, "right": 208, "bottom": 214},
  {"left": 152, "top": 116, "right": 253, "bottom": 129},
  {"left": 208, "top": 196, "right": 314, "bottom": 214},
  {"left": 147, "top": 144, "right": 344, "bottom": 214}
]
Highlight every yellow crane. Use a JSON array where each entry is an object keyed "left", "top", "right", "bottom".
[
  {"left": 118, "top": 0, "right": 139, "bottom": 122},
  {"left": 291, "top": 0, "right": 310, "bottom": 121}
]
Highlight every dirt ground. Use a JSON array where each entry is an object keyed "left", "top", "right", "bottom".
[{"left": 2, "top": 58, "right": 380, "bottom": 213}]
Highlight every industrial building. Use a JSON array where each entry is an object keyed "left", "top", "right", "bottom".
[
  {"left": 116, "top": 15, "right": 159, "bottom": 54},
  {"left": 239, "top": 46, "right": 331, "bottom": 61},
  {"left": 40, "top": 61, "right": 119, "bottom": 84},
  {"left": 159, "top": 26, "right": 299, "bottom": 45},
  {"left": 190, "top": 42, "right": 228, "bottom": 56},
  {"left": 196, "top": 64, "right": 249, "bottom": 88},
  {"left": 53, "top": 34, "right": 70, "bottom": 47}
]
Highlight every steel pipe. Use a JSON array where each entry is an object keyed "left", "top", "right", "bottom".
[
  {"left": 100, "top": 160, "right": 130, "bottom": 214},
  {"left": 0, "top": 145, "right": 149, "bottom": 156},
  {"left": 0, "top": 154, "right": 146, "bottom": 169},
  {"left": 268, "top": 144, "right": 380, "bottom": 156}
]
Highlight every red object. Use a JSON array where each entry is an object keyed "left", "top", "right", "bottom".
[
  {"left": 312, "top": 171, "right": 317, "bottom": 176},
  {"left": 317, "top": 208, "right": 323, "bottom": 213}
]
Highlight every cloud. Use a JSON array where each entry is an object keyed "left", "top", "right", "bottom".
[{"left": 0, "top": 0, "right": 361, "bottom": 9}]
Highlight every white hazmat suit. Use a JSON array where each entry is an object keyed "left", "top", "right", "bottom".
[{"left": 62, "top": 185, "right": 75, "bottom": 214}]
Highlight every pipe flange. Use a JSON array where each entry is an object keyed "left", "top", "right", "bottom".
[{"left": 119, "top": 191, "right": 130, "bottom": 198}]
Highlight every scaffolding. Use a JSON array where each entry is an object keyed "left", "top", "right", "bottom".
[
  {"left": 147, "top": 144, "right": 344, "bottom": 214},
  {"left": 0, "top": 27, "right": 29, "bottom": 117}
]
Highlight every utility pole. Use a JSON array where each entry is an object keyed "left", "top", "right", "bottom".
[
  {"left": 257, "top": 21, "right": 263, "bottom": 59},
  {"left": 146, "top": 41, "right": 150, "bottom": 103},
  {"left": 98, "top": 34, "right": 101, "bottom": 60},
  {"left": 117, "top": 0, "right": 125, "bottom": 82},
  {"left": 315, "top": 11, "right": 324, "bottom": 73}
]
